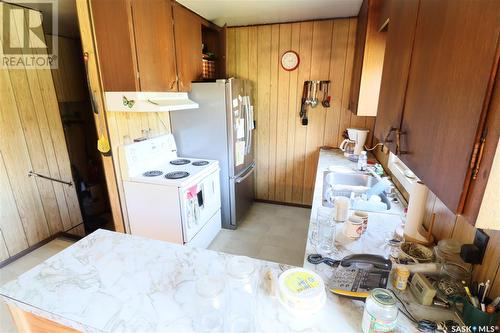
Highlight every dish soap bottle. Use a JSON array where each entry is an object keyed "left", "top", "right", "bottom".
[{"left": 357, "top": 151, "right": 367, "bottom": 171}]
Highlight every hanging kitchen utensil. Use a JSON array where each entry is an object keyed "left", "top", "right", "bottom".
[
  {"left": 84, "top": 51, "right": 111, "bottom": 156},
  {"left": 310, "top": 80, "right": 319, "bottom": 108},
  {"left": 300, "top": 81, "right": 310, "bottom": 126},
  {"left": 322, "top": 80, "right": 331, "bottom": 108}
]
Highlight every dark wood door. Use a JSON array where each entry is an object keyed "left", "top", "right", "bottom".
[
  {"left": 90, "top": 0, "right": 139, "bottom": 91},
  {"left": 374, "top": 0, "right": 419, "bottom": 151},
  {"left": 400, "top": 0, "right": 500, "bottom": 213},
  {"left": 131, "top": 0, "right": 178, "bottom": 91},
  {"left": 173, "top": 3, "right": 202, "bottom": 91}
]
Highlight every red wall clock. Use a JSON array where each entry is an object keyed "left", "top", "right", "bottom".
[{"left": 281, "top": 50, "right": 300, "bottom": 71}]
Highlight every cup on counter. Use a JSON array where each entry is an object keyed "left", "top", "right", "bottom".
[
  {"left": 316, "top": 208, "right": 336, "bottom": 255},
  {"left": 310, "top": 208, "right": 332, "bottom": 246},
  {"left": 333, "top": 197, "right": 350, "bottom": 222},
  {"left": 344, "top": 215, "right": 363, "bottom": 239},
  {"left": 353, "top": 211, "right": 368, "bottom": 233}
]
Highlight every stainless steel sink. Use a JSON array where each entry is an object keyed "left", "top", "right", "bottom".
[
  {"left": 324, "top": 171, "right": 379, "bottom": 188},
  {"left": 322, "top": 170, "right": 391, "bottom": 210}
]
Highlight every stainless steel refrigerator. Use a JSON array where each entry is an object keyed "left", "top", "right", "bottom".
[{"left": 170, "top": 79, "right": 255, "bottom": 229}]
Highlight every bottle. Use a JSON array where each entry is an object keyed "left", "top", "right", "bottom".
[{"left": 357, "top": 151, "right": 368, "bottom": 171}]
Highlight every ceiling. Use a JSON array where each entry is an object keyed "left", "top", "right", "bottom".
[
  {"left": 176, "top": 0, "right": 363, "bottom": 27},
  {"left": 12, "top": 0, "right": 363, "bottom": 38}
]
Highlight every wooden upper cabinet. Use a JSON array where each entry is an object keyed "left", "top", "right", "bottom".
[
  {"left": 373, "top": 0, "right": 419, "bottom": 151},
  {"left": 90, "top": 0, "right": 139, "bottom": 91},
  {"left": 349, "top": 0, "right": 386, "bottom": 117},
  {"left": 399, "top": 0, "right": 500, "bottom": 214},
  {"left": 131, "top": 0, "right": 178, "bottom": 91},
  {"left": 173, "top": 3, "right": 203, "bottom": 92}
]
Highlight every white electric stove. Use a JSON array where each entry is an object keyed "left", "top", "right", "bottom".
[{"left": 119, "top": 134, "right": 221, "bottom": 248}]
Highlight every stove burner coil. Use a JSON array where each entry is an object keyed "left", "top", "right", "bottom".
[
  {"left": 165, "top": 171, "right": 190, "bottom": 179},
  {"left": 142, "top": 170, "right": 163, "bottom": 177},
  {"left": 170, "top": 159, "right": 191, "bottom": 165},
  {"left": 192, "top": 161, "right": 209, "bottom": 166}
]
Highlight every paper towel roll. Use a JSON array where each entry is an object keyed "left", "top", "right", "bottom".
[{"left": 404, "top": 181, "right": 428, "bottom": 242}]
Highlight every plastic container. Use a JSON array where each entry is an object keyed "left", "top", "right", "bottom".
[
  {"left": 278, "top": 268, "right": 326, "bottom": 317},
  {"left": 392, "top": 266, "right": 410, "bottom": 291},
  {"left": 357, "top": 151, "right": 368, "bottom": 171},
  {"left": 362, "top": 288, "right": 398, "bottom": 333}
]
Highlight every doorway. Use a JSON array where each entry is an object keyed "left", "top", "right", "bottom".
[{"left": 49, "top": 35, "right": 115, "bottom": 235}]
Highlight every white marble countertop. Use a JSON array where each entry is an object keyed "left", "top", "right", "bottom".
[{"left": 0, "top": 229, "right": 386, "bottom": 333}]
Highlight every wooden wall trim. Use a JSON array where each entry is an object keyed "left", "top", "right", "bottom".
[{"left": 227, "top": 19, "right": 375, "bottom": 205}]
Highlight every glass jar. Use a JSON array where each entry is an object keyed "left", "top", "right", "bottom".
[
  {"left": 362, "top": 288, "right": 398, "bottom": 333},
  {"left": 194, "top": 276, "right": 225, "bottom": 332},
  {"left": 437, "top": 262, "right": 472, "bottom": 298},
  {"left": 382, "top": 238, "right": 402, "bottom": 260},
  {"left": 225, "top": 256, "right": 256, "bottom": 332}
]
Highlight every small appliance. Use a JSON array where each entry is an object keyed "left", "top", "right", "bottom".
[
  {"left": 340, "top": 128, "right": 369, "bottom": 156},
  {"left": 119, "top": 134, "right": 221, "bottom": 248}
]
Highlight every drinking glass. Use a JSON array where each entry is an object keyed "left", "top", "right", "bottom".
[
  {"left": 309, "top": 208, "right": 328, "bottom": 246},
  {"left": 316, "top": 207, "right": 336, "bottom": 255}
]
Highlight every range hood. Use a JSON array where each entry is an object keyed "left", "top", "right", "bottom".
[{"left": 104, "top": 92, "right": 198, "bottom": 112}]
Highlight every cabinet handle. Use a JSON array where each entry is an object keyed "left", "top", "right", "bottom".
[
  {"left": 396, "top": 129, "right": 408, "bottom": 155},
  {"left": 472, "top": 127, "right": 488, "bottom": 180},
  {"left": 169, "top": 79, "right": 176, "bottom": 90}
]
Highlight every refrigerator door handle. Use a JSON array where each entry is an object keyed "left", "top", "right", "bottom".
[
  {"left": 247, "top": 105, "right": 253, "bottom": 154},
  {"left": 235, "top": 163, "right": 255, "bottom": 183}
]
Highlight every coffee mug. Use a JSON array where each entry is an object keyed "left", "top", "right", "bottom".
[
  {"left": 354, "top": 211, "right": 368, "bottom": 233},
  {"left": 344, "top": 215, "right": 363, "bottom": 239}
]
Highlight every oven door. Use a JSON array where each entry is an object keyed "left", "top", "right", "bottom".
[{"left": 180, "top": 169, "right": 221, "bottom": 242}]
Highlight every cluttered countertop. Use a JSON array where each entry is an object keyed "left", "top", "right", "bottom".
[
  {"left": 1, "top": 149, "right": 496, "bottom": 333},
  {"left": 302, "top": 148, "right": 499, "bottom": 332}
]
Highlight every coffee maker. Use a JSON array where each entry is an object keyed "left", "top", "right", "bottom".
[{"left": 340, "top": 128, "right": 369, "bottom": 158}]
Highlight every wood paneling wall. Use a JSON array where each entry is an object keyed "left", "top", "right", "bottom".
[
  {"left": 227, "top": 19, "right": 376, "bottom": 205},
  {"left": 374, "top": 146, "right": 500, "bottom": 299},
  {"left": 0, "top": 3, "right": 83, "bottom": 260}
]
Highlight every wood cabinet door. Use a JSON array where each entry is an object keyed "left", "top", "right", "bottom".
[
  {"left": 400, "top": 0, "right": 500, "bottom": 213},
  {"left": 349, "top": 0, "right": 386, "bottom": 117},
  {"left": 349, "top": 0, "right": 368, "bottom": 114},
  {"left": 90, "top": 0, "right": 139, "bottom": 91},
  {"left": 374, "top": 0, "right": 419, "bottom": 150},
  {"left": 131, "top": 0, "right": 178, "bottom": 91},
  {"left": 173, "top": 3, "right": 202, "bottom": 91}
]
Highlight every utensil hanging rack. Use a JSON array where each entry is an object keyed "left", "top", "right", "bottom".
[{"left": 299, "top": 80, "right": 331, "bottom": 126}]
